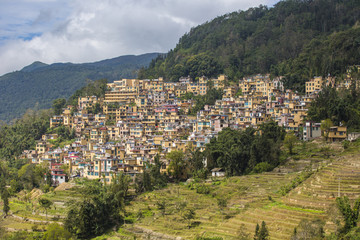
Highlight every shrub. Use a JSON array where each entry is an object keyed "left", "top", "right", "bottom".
[
  {"left": 196, "top": 184, "right": 211, "bottom": 194},
  {"left": 195, "top": 237, "right": 223, "bottom": 240},
  {"left": 253, "top": 162, "right": 273, "bottom": 173},
  {"left": 217, "top": 198, "right": 227, "bottom": 209},
  {"left": 343, "top": 140, "right": 350, "bottom": 150},
  {"left": 278, "top": 170, "right": 313, "bottom": 196}
]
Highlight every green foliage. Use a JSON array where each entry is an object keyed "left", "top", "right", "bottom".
[
  {"left": 308, "top": 87, "right": 360, "bottom": 131},
  {"left": 254, "top": 221, "right": 269, "bottom": 240},
  {"left": 167, "top": 150, "right": 186, "bottom": 181},
  {"left": 38, "top": 197, "right": 53, "bottom": 219},
  {"left": 252, "top": 162, "right": 273, "bottom": 174},
  {"left": 279, "top": 170, "right": 313, "bottom": 196},
  {"left": 66, "top": 79, "right": 108, "bottom": 107},
  {"left": 195, "top": 184, "right": 211, "bottom": 195},
  {"left": 188, "top": 149, "right": 205, "bottom": 176},
  {"left": 291, "top": 219, "right": 325, "bottom": 240},
  {"left": 182, "top": 208, "right": 196, "bottom": 228},
  {"left": 135, "top": 170, "right": 153, "bottom": 194},
  {"left": 284, "top": 132, "right": 297, "bottom": 155},
  {"left": 189, "top": 88, "right": 223, "bottom": 115},
  {"left": 139, "top": 0, "right": 360, "bottom": 85},
  {"left": 0, "top": 109, "right": 51, "bottom": 163},
  {"left": 343, "top": 140, "right": 350, "bottom": 150},
  {"left": 86, "top": 102, "right": 103, "bottom": 115},
  {"left": 1, "top": 187, "right": 10, "bottom": 216},
  {"left": 205, "top": 122, "right": 285, "bottom": 176},
  {"left": 0, "top": 53, "right": 159, "bottom": 121},
  {"left": 195, "top": 237, "right": 223, "bottom": 240},
  {"left": 156, "top": 199, "right": 167, "bottom": 217},
  {"left": 17, "top": 163, "right": 47, "bottom": 191},
  {"left": 0, "top": 230, "right": 44, "bottom": 240},
  {"left": 278, "top": 27, "right": 360, "bottom": 92},
  {"left": 342, "top": 227, "right": 360, "bottom": 240},
  {"left": 65, "top": 174, "right": 131, "bottom": 239},
  {"left": 42, "top": 223, "right": 72, "bottom": 240},
  {"left": 237, "top": 223, "right": 250, "bottom": 240},
  {"left": 150, "top": 154, "right": 168, "bottom": 189},
  {"left": 135, "top": 155, "right": 167, "bottom": 194},
  {"left": 336, "top": 196, "right": 360, "bottom": 233},
  {"left": 217, "top": 198, "right": 227, "bottom": 209},
  {"left": 52, "top": 98, "right": 66, "bottom": 115}
]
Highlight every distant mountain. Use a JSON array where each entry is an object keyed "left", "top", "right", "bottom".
[
  {"left": 139, "top": 0, "right": 360, "bottom": 91},
  {"left": 0, "top": 53, "right": 160, "bottom": 122}
]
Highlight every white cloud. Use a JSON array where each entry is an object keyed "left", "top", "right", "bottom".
[{"left": 0, "top": 0, "right": 279, "bottom": 75}]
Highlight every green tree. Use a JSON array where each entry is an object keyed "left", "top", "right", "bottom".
[
  {"left": 254, "top": 221, "right": 269, "bottom": 240},
  {"left": 18, "top": 164, "right": 46, "bottom": 190},
  {"left": 135, "top": 170, "right": 153, "bottom": 194},
  {"left": 108, "top": 173, "right": 131, "bottom": 221},
  {"left": 182, "top": 208, "right": 196, "bottom": 228},
  {"left": 39, "top": 198, "right": 53, "bottom": 220},
  {"left": 65, "top": 176, "right": 130, "bottom": 239},
  {"left": 254, "top": 223, "right": 260, "bottom": 240},
  {"left": 237, "top": 223, "right": 250, "bottom": 240},
  {"left": 65, "top": 199, "right": 98, "bottom": 239},
  {"left": 42, "top": 223, "right": 72, "bottom": 240},
  {"left": 336, "top": 196, "right": 360, "bottom": 233},
  {"left": 321, "top": 119, "right": 333, "bottom": 141},
  {"left": 284, "top": 132, "right": 297, "bottom": 155},
  {"left": 149, "top": 154, "right": 167, "bottom": 189},
  {"left": 291, "top": 219, "right": 324, "bottom": 240},
  {"left": 1, "top": 187, "right": 10, "bottom": 217},
  {"left": 156, "top": 199, "right": 167, "bottom": 217},
  {"left": 52, "top": 98, "right": 66, "bottom": 115},
  {"left": 167, "top": 150, "right": 186, "bottom": 181}
]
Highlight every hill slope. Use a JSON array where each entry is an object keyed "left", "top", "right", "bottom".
[
  {"left": 117, "top": 141, "right": 360, "bottom": 240},
  {"left": 0, "top": 53, "right": 160, "bottom": 122},
  {"left": 139, "top": 0, "right": 360, "bottom": 90},
  {"left": 2, "top": 140, "right": 360, "bottom": 239}
]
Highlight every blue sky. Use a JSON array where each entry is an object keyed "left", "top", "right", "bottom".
[{"left": 0, "top": 0, "right": 279, "bottom": 75}]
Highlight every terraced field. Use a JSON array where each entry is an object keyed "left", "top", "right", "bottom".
[
  {"left": 0, "top": 183, "right": 80, "bottom": 233},
  {"left": 2, "top": 140, "right": 360, "bottom": 240},
  {"left": 124, "top": 142, "right": 360, "bottom": 240},
  {"left": 123, "top": 172, "right": 299, "bottom": 239}
]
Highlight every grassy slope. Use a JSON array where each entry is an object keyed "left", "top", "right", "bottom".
[
  {"left": 121, "top": 140, "right": 360, "bottom": 240},
  {"left": 2, "top": 139, "right": 360, "bottom": 240}
]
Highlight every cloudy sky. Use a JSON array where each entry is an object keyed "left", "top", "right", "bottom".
[{"left": 0, "top": 0, "right": 279, "bottom": 75}]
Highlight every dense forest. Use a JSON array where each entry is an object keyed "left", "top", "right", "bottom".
[
  {"left": 138, "top": 0, "right": 360, "bottom": 92},
  {"left": 0, "top": 53, "right": 159, "bottom": 122},
  {"left": 307, "top": 85, "right": 360, "bottom": 131}
]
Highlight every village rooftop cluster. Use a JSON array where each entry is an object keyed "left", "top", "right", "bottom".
[{"left": 21, "top": 72, "right": 357, "bottom": 185}]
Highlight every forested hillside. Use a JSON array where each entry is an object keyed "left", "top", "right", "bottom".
[
  {"left": 0, "top": 53, "right": 159, "bottom": 122},
  {"left": 138, "top": 0, "right": 360, "bottom": 91}
]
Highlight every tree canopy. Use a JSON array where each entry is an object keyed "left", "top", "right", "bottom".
[
  {"left": 139, "top": 0, "right": 360, "bottom": 92},
  {"left": 205, "top": 122, "right": 285, "bottom": 176}
]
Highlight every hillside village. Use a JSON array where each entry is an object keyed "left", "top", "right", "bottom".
[{"left": 21, "top": 70, "right": 359, "bottom": 186}]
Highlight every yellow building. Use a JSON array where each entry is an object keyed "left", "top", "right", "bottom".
[
  {"left": 199, "top": 76, "right": 208, "bottom": 95},
  {"left": 104, "top": 91, "right": 138, "bottom": 104},
  {"left": 145, "top": 78, "right": 164, "bottom": 92},
  {"left": 223, "top": 86, "right": 237, "bottom": 98},
  {"left": 305, "top": 76, "right": 323, "bottom": 95},
  {"left": 187, "top": 83, "right": 200, "bottom": 95},
  {"left": 78, "top": 96, "right": 99, "bottom": 110},
  {"left": 36, "top": 141, "right": 47, "bottom": 154},
  {"left": 326, "top": 126, "right": 347, "bottom": 142},
  {"left": 212, "top": 74, "right": 226, "bottom": 90}
]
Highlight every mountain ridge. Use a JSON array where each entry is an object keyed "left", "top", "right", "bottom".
[
  {"left": 138, "top": 0, "right": 360, "bottom": 91},
  {"left": 0, "top": 53, "right": 160, "bottom": 122}
]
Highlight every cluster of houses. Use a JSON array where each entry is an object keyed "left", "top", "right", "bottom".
[{"left": 21, "top": 72, "right": 359, "bottom": 186}]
